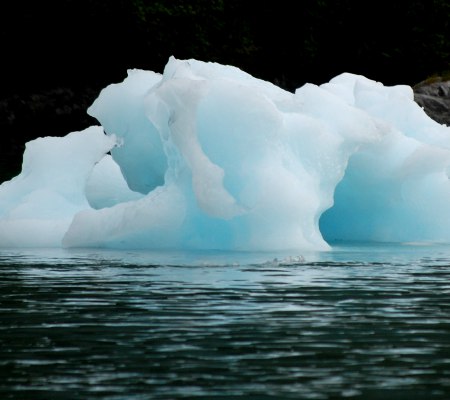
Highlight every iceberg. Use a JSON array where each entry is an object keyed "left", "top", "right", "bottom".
[{"left": 1, "top": 56, "right": 450, "bottom": 251}]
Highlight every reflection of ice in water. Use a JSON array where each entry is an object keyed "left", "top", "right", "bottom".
[
  {"left": 2, "top": 241, "right": 450, "bottom": 269},
  {"left": 1, "top": 57, "right": 450, "bottom": 251},
  {"left": 264, "top": 255, "right": 306, "bottom": 267}
]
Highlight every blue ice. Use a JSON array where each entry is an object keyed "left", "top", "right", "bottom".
[{"left": 1, "top": 57, "right": 449, "bottom": 251}]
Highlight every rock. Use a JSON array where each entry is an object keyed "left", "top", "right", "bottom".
[{"left": 413, "top": 79, "right": 450, "bottom": 126}]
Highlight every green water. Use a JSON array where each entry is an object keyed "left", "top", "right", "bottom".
[{"left": 1, "top": 244, "right": 450, "bottom": 399}]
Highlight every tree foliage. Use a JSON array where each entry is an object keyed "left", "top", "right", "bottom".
[{"left": 2, "top": 0, "right": 449, "bottom": 93}]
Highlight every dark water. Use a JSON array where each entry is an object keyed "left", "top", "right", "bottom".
[{"left": 1, "top": 244, "right": 450, "bottom": 399}]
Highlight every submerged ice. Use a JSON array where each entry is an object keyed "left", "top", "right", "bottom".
[{"left": 1, "top": 57, "right": 450, "bottom": 250}]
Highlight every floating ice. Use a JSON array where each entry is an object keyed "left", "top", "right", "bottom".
[{"left": 1, "top": 57, "right": 450, "bottom": 250}]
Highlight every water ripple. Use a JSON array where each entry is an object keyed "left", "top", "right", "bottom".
[{"left": 1, "top": 244, "right": 450, "bottom": 399}]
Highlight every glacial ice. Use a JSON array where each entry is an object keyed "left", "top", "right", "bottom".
[{"left": 1, "top": 56, "right": 449, "bottom": 250}]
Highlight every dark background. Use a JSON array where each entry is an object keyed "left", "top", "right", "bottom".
[{"left": 1, "top": 0, "right": 449, "bottom": 182}]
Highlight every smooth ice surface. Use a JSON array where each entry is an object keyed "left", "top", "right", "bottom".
[{"left": 1, "top": 57, "right": 450, "bottom": 250}]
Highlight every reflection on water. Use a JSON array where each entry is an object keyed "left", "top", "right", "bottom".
[{"left": 1, "top": 243, "right": 450, "bottom": 399}]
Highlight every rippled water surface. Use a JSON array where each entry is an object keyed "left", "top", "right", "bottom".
[{"left": 1, "top": 243, "right": 450, "bottom": 399}]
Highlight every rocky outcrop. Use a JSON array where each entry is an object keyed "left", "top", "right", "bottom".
[{"left": 413, "top": 79, "right": 450, "bottom": 126}]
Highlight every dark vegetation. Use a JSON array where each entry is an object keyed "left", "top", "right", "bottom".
[{"left": 1, "top": 0, "right": 449, "bottom": 183}]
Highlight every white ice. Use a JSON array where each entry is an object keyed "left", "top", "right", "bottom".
[{"left": 1, "top": 57, "right": 449, "bottom": 250}]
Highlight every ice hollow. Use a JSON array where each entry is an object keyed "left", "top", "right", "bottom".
[{"left": 1, "top": 57, "right": 450, "bottom": 250}]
